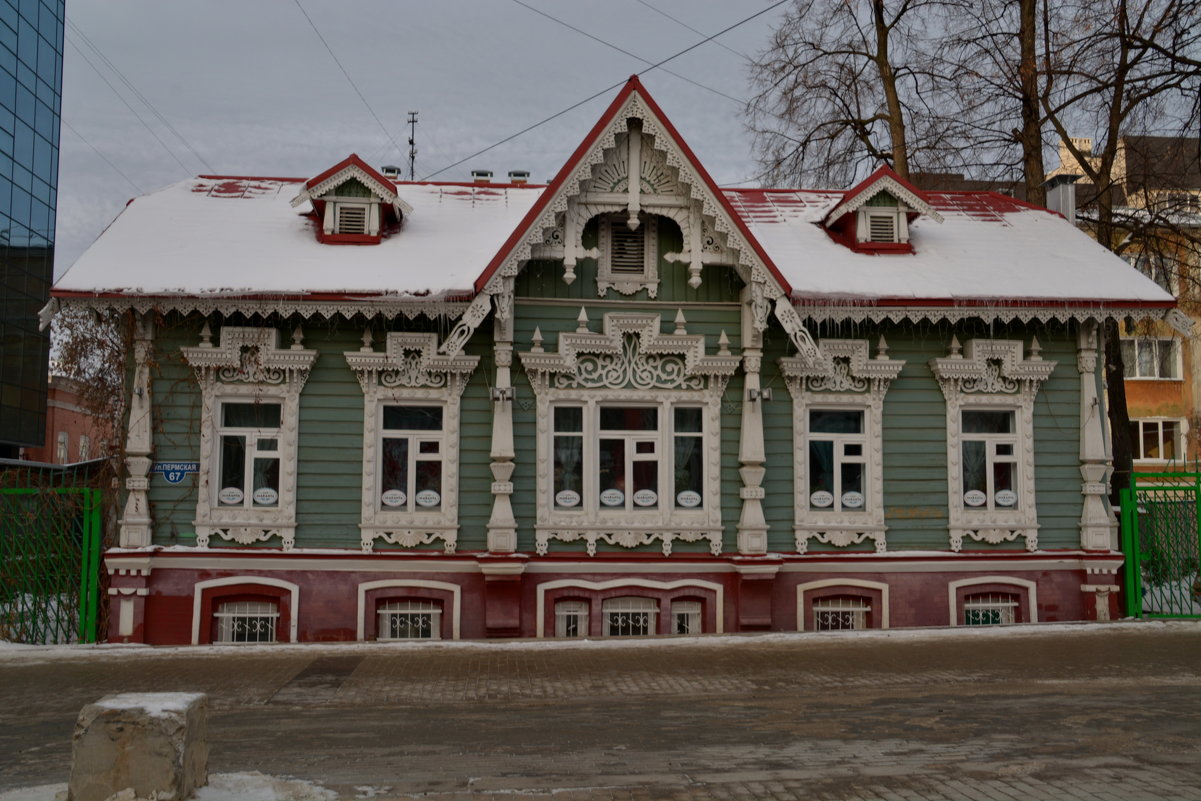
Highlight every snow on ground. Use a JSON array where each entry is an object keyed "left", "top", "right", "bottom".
[
  {"left": 0, "top": 619, "right": 1197, "bottom": 663},
  {"left": 0, "top": 772, "right": 338, "bottom": 801}
]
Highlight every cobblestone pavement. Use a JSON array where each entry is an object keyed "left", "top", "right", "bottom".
[{"left": 1, "top": 622, "right": 1200, "bottom": 800}]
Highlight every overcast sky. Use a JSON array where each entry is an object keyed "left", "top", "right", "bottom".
[{"left": 55, "top": 0, "right": 791, "bottom": 277}]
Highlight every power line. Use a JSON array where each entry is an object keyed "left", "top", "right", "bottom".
[
  {"left": 65, "top": 19, "right": 215, "bottom": 173},
  {"left": 61, "top": 119, "right": 144, "bottom": 195},
  {"left": 508, "top": 0, "right": 743, "bottom": 106},
  {"left": 291, "top": 0, "right": 405, "bottom": 162},
  {"left": 633, "top": 0, "right": 750, "bottom": 60},
  {"left": 423, "top": 0, "right": 791, "bottom": 180},
  {"left": 65, "top": 35, "right": 194, "bottom": 177}
]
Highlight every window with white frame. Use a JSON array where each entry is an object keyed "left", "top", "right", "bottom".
[
  {"left": 604, "top": 596, "right": 657, "bottom": 636},
  {"left": 55, "top": 431, "right": 67, "bottom": 463},
  {"left": 813, "top": 595, "right": 870, "bottom": 631},
  {"left": 552, "top": 403, "right": 705, "bottom": 513},
  {"left": 960, "top": 409, "right": 1020, "bottom": 511},
  {"left": 596, "top": 213, "right": 659, "bottom": 296},
  {"left": 335, "top": 202, "right": 369, "bottom": 235},
  {"left": 215, "top": 600, "right": 279, "bottom": 643},
  {"left": 670, "top": 600, "right": 701, "bottom": 635},
  {"left": 1120, "top": 337, "right": 1180, "bottom": 379},
  {"left": 216, "top": 400, "right": 282, "bottom": 509},
  {"left": 378, "top": 405, "right": 444, "bottom": 512},
  {"left": 377, "top": 599, "right": 441, "bottom": 640},
  {"left": 345, "top": 332, "right": 478, "bottom": 554},
  {"left": 856, "top": 193, "right": 909, "bottom": 245},
  {"left": 554, "top": 600, "right": 589, "bottom": 638},
  {"left": 1130, "top": 419, "right": 1186, "bottom": 461},
  {"left": 807, "top": 409, "right": 868, "bottom": 513},
  {"left": 963, "top": 593, "right": 1018, "bottom": 626}
]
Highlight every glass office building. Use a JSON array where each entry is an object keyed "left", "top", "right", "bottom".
[{"left": 0, "top": 0, "right": 63, "bottom": 456}]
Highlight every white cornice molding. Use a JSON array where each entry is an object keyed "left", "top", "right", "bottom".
[{"left": 56, "top": 295, "right": 469, "bottom": 322}]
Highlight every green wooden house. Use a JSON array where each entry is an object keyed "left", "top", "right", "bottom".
[{"left": 51, "top": 77, "right": 1174, "bottom": 644}]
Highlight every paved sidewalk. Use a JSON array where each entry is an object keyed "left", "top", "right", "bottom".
[{"left": 1, "top": 621, "right": 1199, "bottom": 800}]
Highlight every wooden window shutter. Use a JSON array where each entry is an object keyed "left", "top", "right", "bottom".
[
  {"left": 609, "top": 223, "right": 646, "bottom": 274},
  {"left": 337, "top": 204, "right": 368, "bottom": 235}
]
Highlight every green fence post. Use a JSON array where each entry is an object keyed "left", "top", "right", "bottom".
[{"left": 1120, "top": 486, "right": 1140, "bottom": 619}]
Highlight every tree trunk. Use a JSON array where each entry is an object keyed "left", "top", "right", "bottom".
[
  {"left": 1018, "top": 0, "right": 1045, "bottom": 205},
  {"left": 873, "top": 0, "right": 909, "bottom": 177}
]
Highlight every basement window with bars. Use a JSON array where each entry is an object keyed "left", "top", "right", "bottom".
[
  {"left": 214, "top": 600, "right": 279, "bottom": 644},
  {"left": 962, "top": 593, "right": 1018, "bottom": 626},
  {"left": 378, "top": 599, "right": 441, "bottom": 640},
  {"left": 604, "top": 596, "right": 657, "bottom": 637},
  {"left": 812, "top": 595, "right": 870, "bottom": 631},
  {"left": 554, "top": 600, "right": 589, "bottom": 638},
  {"left": 670, "top": 600, "right": 701, "bottom": 635}
]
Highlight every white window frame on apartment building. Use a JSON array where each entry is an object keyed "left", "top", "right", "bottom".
[
  {"left": 183, "top": 326, "right": 317, "bottom": 551},
  {"left": 781, "top": 339, "right": 904, "bottom": 554},
  {"left": 1120, "top": 336, "right": 1181, "bottom": 380},
  {"left": 519, "top": 312, "right": 739, "bottom": 558},
  {"left": 1131, "top": 418, "right": 1189, "bottom": 462},
  {"left": 930, "top": 338, "right": 1055, "bottom": 553},
  {"left": 345, "top": 332, "right": 479, "bottom": 554}
]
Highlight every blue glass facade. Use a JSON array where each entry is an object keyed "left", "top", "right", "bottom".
[{"left": 0, "top": 0, "right": 62, "bottom": 453}]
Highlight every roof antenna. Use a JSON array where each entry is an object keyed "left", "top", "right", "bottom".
[{"left": 407, "top": 111, "right": 419, "bottom": 181}]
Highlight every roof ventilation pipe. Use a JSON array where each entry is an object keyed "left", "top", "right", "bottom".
[
  {"left": 471, "top": 169, "right": 493, "bottom": 184},
  {"left": 1043, "top": 174, "right": 1079, "bottom": 226},
  {"left": 508, "top": 170, "right": 530, "bottom": 185}
]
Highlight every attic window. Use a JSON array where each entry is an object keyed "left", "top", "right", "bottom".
[
  {"left": 597, "top": 213, "right": 660, "bottom": 297},
  {"left": 856, "top": 192, "right": 909, "bottom": 247},
  {"left": 866, "top": 214, "right": 896, "bottom": 243},
  {"left": 336, "top": 204, "right": 368, "bottom": 235}
]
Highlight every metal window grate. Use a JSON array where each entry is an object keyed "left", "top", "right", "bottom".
[
  {"left": 378, "top": 599, "right": 440, "bottom": 640},
  {"left": 555, "top": 600, "right": 588, "bottom": 638},
  {"left": 813, "top": 596, "right": 870, "bottom": 631},
  {"left": 671, "top": 600, "right": 701, "bottom": 635},
  {"left": 963, "top": 593, "right": 1018, "bottom": 626},
  {"left": 603, "top": 596, "right": 657, "bottom": 636},
  {"left": 215, "top": 600, "right": 279, "bottom": 643}
]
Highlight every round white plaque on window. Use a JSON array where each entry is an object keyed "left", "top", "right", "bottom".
[
  {"left": 810, "top": 490, "right": 834, "bottom": 508},
  {"left": 252, "top": 487, "right": 278, "bottom": 506},
  {"left": 415, "top": 490, "right": 441, "bottom": 507},
  {"left": 633, "top": 489, "right": 658, "bottom": 507},
  {"left": 381, "top": 489, "right": 406, "bottom": 507},
  {"left": 963, "top": 490, "right": 987, "bottom": 507},
  {"left": 841, "top": 491, "right": 864, "bottom": 509},
  {"left": 995, "top": 490, "right": 1017, "bottom": 507},
  {"left": 218, "top": 487, "right": 244, "bottom": 505},
  {"left": 676, "top": 490, "right": 702, "bottom": 508},
  {"left": 555, "top": 490, "right": 581, "bottom": 507},
  {"left": 600, "top": 488, "right": 625, "bottom": 507}
]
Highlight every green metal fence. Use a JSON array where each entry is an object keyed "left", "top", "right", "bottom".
[
  {"left": 0, "top": 470, "right": 103, "bottom": 644},
  {"left": 1119, "top": 472, "right": 1201, "bottom": 619}
]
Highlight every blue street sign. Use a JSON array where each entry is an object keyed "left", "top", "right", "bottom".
[{"left": 151, "top": 462, "right": 199, "bottom": 484}]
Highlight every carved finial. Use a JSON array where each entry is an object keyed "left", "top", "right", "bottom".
[
  {"left": 531, "top": 327, "right": 544, "bottom": 352},
  {"left": 563, "top": 260, "right": 576, "bottom": 286},
  {"left": 949, "top": 335, "right": 962, "bottom": 358},
  {"left": 291, "top": 325, "right": 304, "bottom": 350},
  {"left": 674, "top": 309, "right": 687, "bottom": 334},
  {"left": 576, "top": 307, "right": 590, "bottom": 333},
  {"left": 361, "top": 328, "right": 374, "bottom": 352},
  {"left": 876, "top": 334, "right": 889, "bottom": 359},
  {"left": 718, "top": 330, "right": 730, "bottom": 355},
  {"left": 688, "top": 265, "right": 702, "bottom": 289},
  {"left": 198, "top": 321, "right": 213, "bottom": 348},
  {"left": 627, "top": 212, "right": 640, "bottom": 231},
  {"left": 1029, "top": 335, "right": 1042, "bottom": 360}
]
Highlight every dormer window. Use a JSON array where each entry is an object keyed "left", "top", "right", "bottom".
[
  {"left": 290, "top": 154, "right": 413, "bottom": 246},
  {"left": 857, "top": 192, "right": 909, "bottom": 246},
  {"left": 597, "top": 212, "right": 659, "bottom": 297},
  {"left": 335, "top": 201, "right": 370, "bottom": 235}
]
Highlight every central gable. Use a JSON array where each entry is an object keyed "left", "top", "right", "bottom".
[{"left": 443, "top": 76, "right": 821, "bottom": 364}]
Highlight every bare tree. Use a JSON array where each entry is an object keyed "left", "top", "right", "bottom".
[{"left": 747, "top": 0, "right": 956, "bottom": 186}]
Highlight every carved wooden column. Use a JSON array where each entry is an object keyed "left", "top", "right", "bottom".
[
  {"left": 1078, "top": 320, "right": 1117, "bottom": 552},
  {"left": 119, "top": 311, "right": 154, "bottom": 548},
  {"left": 737, "top": 286, "right": 769, "bottom": 555},
  {"left": 488, "top": 279, "right": 518, "bottom": 553}
]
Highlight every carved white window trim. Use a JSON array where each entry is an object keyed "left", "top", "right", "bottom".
[
  {"left": 781, "top": 339, "right": 904, "bottom": 554},
  {"left": 345, "top": 332, "right": 479, "bottom": 554},
  {"left": 597, "top": 213, "right": 659, "bottom": 297},
  {"left": 857, "top": 207, "right": 909, "bottom": 244},
  {"left": 183, "top": 326, "right": 317, "bottom": 551},
  {"left": 519, "top": 312, "right": 739, "bottom": 557},
  {"left": 929, "top": 338, "right": 1056, "bottom": 553}
]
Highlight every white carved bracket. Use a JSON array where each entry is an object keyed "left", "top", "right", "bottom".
[
  {"left": 182, "top": 326, "right": 318, "bottom": 390},
  {"left": 347, "top": 332, "right": 479, "bottom": 395},
  {"left": 535, "top": 528, "right": 722, "bottom": 557},
  {"left": 929, "top": 337, "right": 1055, "bottom": 403}
]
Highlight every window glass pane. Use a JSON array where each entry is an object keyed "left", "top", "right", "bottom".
[
  {"left": 674, "top": 407, "right": 702, "bottom": 433},
  {"left": 381, "top": 438, "right": 408, "bottom": 505},
  {"left": 1120, "top": 340, "right": 1136, "bottom": 374},
  {"left": 1143, "top": 424, "right": 1160, "bottom": 459},
  {"left": 220, "top": 435, "right": 246, "bottom": 497},
  {"left": 809, "top": 440, "right": 834, "bottom": 493},
  {"left": 962, "top": 410, "right": 1013, "bottom": 434},
  {"left": 257, "top": 438, "right": 278, "bottom": 452},
  {"left": 554, "top": 433, "right": 583, "bottom": 502},
  {"left": 1138, "top": 340, "right": 1156, "bottom": 377},
  {"left": 632, "top": 458, "right": 657, "bottom": 497},
  {"left": 674, "top": 432, "right": 703, "bottom": 506},
  {"left": 993, "top": 461, "right": 1016, "bottom": 508},
  {"left": 1158, "top": 341, "right": 1178, "bottom": 379},
  {"left": 383, "top": 405, "right": 442, "bottom": 430},
  {"left": 223, "top": 402, "right": 281, "bottom": 428},
  {"left": 554, "top": 405, "right": 582, "bottom": 432},
  {"left": 600, "top": 407, "right": 657, "bottom": 431},
  {"left": 598, "top": 438, "right": 626, "bottom": 502},
  {"left": 1162, "top": 421, "right": 1178, "bottom": 460},
  {"left": 840, "top": 462, "right": 863, "bottom": 496},
  {"left": 962, "top": 440, "right": 986, "bottom": 494},
  {"left": 252, "top": 457, "right": 279, "bottom": 505},
  {"left": 810, "top": 409, "right": 863, "bottom": 434},
  {"left": 418, "top": 441, "right": 440, "bottom": 454},
  {"left": 415, "top": 460, "right": 442, "bottom": 506}
]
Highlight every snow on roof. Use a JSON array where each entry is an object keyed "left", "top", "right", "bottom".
[
  {"left": 724, "top": 188, "right": 1174, "bottom": 305},
  {"left": 55, "top": 177, "right": 546, "bottom": 299}
]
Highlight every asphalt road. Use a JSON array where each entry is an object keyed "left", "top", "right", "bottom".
[{"left": 1, "top": 622, "right": 1199, "bottom": 800}]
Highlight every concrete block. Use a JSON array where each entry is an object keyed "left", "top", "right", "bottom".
[{"left": 68, "top": 692, "right": 208, "bottom": 801}]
